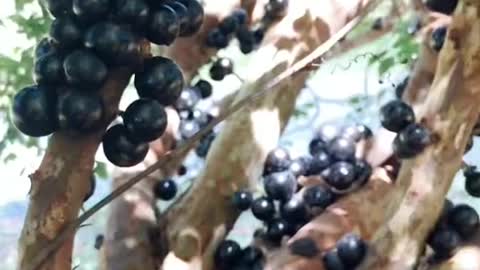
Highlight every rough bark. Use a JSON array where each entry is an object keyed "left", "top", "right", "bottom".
[
  {"left": 17, "top": 68, "right": 133, "bottom": 270},
  {"left": 362, "top": 1, "right": 480, "bottom": 268},
  {"left": 156, "top": 0, "right": 374, "bottom": 269}
]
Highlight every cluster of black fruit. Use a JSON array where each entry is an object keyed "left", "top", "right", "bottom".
[
  {"left": 206, "top": 0, "right": 288, "bottom": 54},
  {"left": 428, "top": 199, "right": 479, "bottom": 260},
  {"left": 464, "top": 165, "right": 480, "bottom": 198},
  {"left": 322, "top": 233, "right": 368, "bottom": 270},
  {"left": 214, "top": 240, "right": 265, "bottom": 270},
  {"left": 380, "top": 100, "right": 432, "bottom": 158},
  {"left": 11, "top": 0, "right": 206, "bottom": 168}
]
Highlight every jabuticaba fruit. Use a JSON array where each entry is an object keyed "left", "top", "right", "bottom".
[
  {"left": 176, "top": 0, "right": 204, "bottom": 36},
  {"left": 134, "top": 56, "right": 184, "bottom": 106},
  {"left": 34, "top": 51, "right": 65, "bottom": 85},
  {"left": 45, "top": 0, "right": 72, "bottom": 18},
  {"left": 57, "top": 91, "right": 104, "bottom": 133},
  {"left": 112, "top": 0, "right": 150, "bottom": 30},
  {"left": 164, "top": 1, "right": 190, "bottom": 36},
  {"left": 123, "top": 98, "right": 168, "bottom": 143},
  {"left": 35, "top": 38, "right": 56, "bottom": 60},
  {"left": 11, "top": 85, "right": 58, "bottom": 137},
  {"left": 84, "top": 22, "right": 142, "bottom": 65},
  {"left": 50, "top": 17, "right": 83, "bottom": 49},
  {"left": 63, "top": 49, "right": 108, "bottom": 88},
  {"left": 73, "top": 0, "right": 111, "bottom": 24},
  {"left": 146, "top": 5, "right": 180, "bottom": 45},
  {"left": 102, "top": 124, "right": 149, "bottom": 167}
]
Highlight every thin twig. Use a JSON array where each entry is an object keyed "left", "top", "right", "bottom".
[{"left": 25, "top": 1, "right": 382, "bottom": 269}]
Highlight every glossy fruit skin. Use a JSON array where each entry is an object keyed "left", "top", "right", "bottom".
[
  {"left": 35, "top": 38, "right": 56, "bottom": 60},
  {"left": 264, "top": 171, "right": 297, "bottom": 202},
  {"left": 12, "top": 85, "right": 58, "bottom": 137},
  {"left": 315, "top": 124, "right": 340, "bottom": 143},
  {"left": 336, "top": 234, "right": 367, "bottom": 267},
  {"left": 429, "top": 228, "right": 461, "bottom": 259},
  {"left": 102, "top": 124, "right": 149, "bottom": 167},
  {"left": 309, "top": 137, "right": 327, "bottom": 155},
  {"left": 308, "top": 150, "right": 332, "bottom": 175},
  {"left": 195, "top": 79, "right": 212, "bottom": 98},
  {"left": 64, "top": 50, "right": 108, "bottom": 88},
  {"left": 165, "top": 1, "right": 189, "bottom": 35},
  {"left": 323, "top": 249, "right": 346, "bottom": 270},
  {"left": 113, "top": 0, "right": 150, "bottom": 29},
  {"left": 147, "top": 5, "right": 179, "bottom": 45},
  {"left": 58, "top": 91, "right": 104, "bottom": 133},
  {"left": 328, "top": 137, "right": 356, "bottom": 161},
  {"left": 215, "top": 240, "right": 242, "bottom": 269},
  {"left": 465, "top": 170, "right": 480, "bottom": 197},
  {"left": 50, "top": 17, "right": 83, "bottom": 49},
  {"left": 354, "top": 159, "right": 372, "bottom": 186},
  {"left": 73, "top": 0, "right": 111, "bottom": 23},
  {"left": 219, "top": 15, "right": 239, "bottom": 35},
  {"left": 322, "top": 161, "right": 356, "bottom": 191},
  {"left": 134, "top": 56, "right": 184, "bottom": 106},
  {"left": 175, "top": 87, "right": 201, "bottom": 111},
  {"left": 84, "top": 175, "right": 96, "bottom": 202},
  {"left": 341, "top": 124, "right": 372, "bottom": 142},
  {"left": 85, "top": 22, "right": 142, "bottom": 65},
  {"left": 232, "top": 190, "right": 253, "bottom": 211},
  {"left": 45, "top": 0, "right": 72, "bottom": 17},
  {"left": 251, "top": 197, "right": 276, "bottom": 221},
  {"left": 395, "top": 76, "right": 409, "bottom": 99},
  {"left": 236, "top": 26, "right": 256, "bottom": 54},
  {"left": 281, "top": 197, "right": 308, "bottom": 223},
  {"left": 176, "top": 0, "right": 204, "bottom": 36},
  {"left": 232, "top": 9, "right": 248, "bottom": 25},
  {"left": 153, "top": 179, "right": 177, "bottom": 200},
  {"left": 34, "top": 52, "right": 65, "bottom": 85},
  {"left": 393, "top": 124, "right": 431, "bottom": 159},
  {"left": 265, "top": 0, "right": 288, "bottom": 20},
  {"left": 210, "top": 64, "right": 227, "bottom": 81},
  {"left": 380, "top": 100, "right": 415, "bottom": 132},
  {"left": 289, "top": 156, "right": 312, "bottom": 177},
  {"left": 266, "top": 219, "right": 290, "bottom": 243},
  {"left": 264, "top": 147, "right": 291, "bottom": 174},
  {"left": 303, "top": 185, "right": 335, "bottom": 208},
  {"left": 432, "top": 26, "right": 447, "bottom": 52},
  {"left": 448, "top": 204, "right": 480, "bottom": 239},
  {"left": 123, "top": 98, "right": 168, "bottom": 143},
  {"left": 289, "top": 237, "right": 320, "bottom": 258},
  {"left": 210, "top": 58, "right": 234, "bottom": 81},
  {"left": 206, "top": 28, "right": 229, "bottom": 48},
  {"left": 179, "top": 120, "right": 200, "bottom": 139},
  {"left": 426, "top": 0, "right": 458, "bottom": 15},
  {"left": 195, "top": 132, "right": 215, "bottom": 157}
]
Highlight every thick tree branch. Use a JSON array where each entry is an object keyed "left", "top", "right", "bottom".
[{"left": 361, "top": 2, "right": 480, "bottom": 268}]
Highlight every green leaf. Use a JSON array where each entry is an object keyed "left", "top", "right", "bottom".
[
  {"left": 378, "top": 57, "right": 395, "bottom": 76},
  {"left": 94, "top": 162, "right": 109, "bottom": 179}
]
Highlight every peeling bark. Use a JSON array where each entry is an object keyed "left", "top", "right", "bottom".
[{"left": 17, "top": 68, "right": 133, "bottom": 270}]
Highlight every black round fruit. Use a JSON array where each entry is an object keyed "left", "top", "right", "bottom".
[
  {"left": 251, "top": 197, "right": 276, "bottom": 221},
  {"left": 395, "top": 76, "right": 409, "bottom": 99},
  {"left": 50, "top": 17, "right": 83, "bottom": 49},
  {"left": 264, "top": 171, "right": 297, "bottom": 202},
  {"left": 303, "top": 185, "right": 335, "bottom": 208},
  {"left": 308, "top": 150, "right": 332, "bottom": 175},
  {"left": 206, "top": 28, "right": 229, "bottom": 49},
  {"left": 153, "top": 179, "right": 177, "bottom": 200},
  {"left": 336, "top": 234, "right": 367, "bottom": 267},
  {"left": 265, "top": 0, "right": 288, "bottom": 19},
  {"left": 85, "top": 22, "right": 142, "bottom": 65},
  {"left": 165, "top": 1, "right": 189, "bottom": 36},
  {"left": 264, "top": 147, "right": 291, "bottom": 174},
  {"left": 341, "top": 124, "right": 372, "bottom": 142},
  {"left": 34, "top": 52, "right": 65, "bottom": 85},
  {"left": 64, "top": 49, "right": 108, "bottom": 87},
  {"left": 175, "top": 87, "right": 201, "bottom": 111},
  {"left": 209, "top": 58, "right": 233, "bottom": 81},
  {"left": 232, "top": 190, "right": 253, "bottom": 211},
  {"left": 281, "top": 197, "right": 308, "bottom": 223},
  {"left": 45, "top": 0, "right": 72, "bottom": 17},
  {"left": 393, "top": 123, "right": 431, "bottom": 159},
  {"left": 215, "top": 240, "right": 242, "bottom": 268},
  {"left": 12, "top": 85, "right": 58, "bottom": 137},
  {"left": 219, "top": 15, "right": 239, "bottom": 35},
  {"left": 113, "top": 0, "right": 150, "bottom": 29},
  {"left": 35, "top": 38, "right": 56, "bottom": 60},
  {"left": 195, "top": 79, "right": 213, "bottom": 98},
  {"left": 147, "top": 5, "right": 180, "bottom": 45},
  {"left": 179, "top": 120, "right": 200, "bottom": 139},
  {"left": 58, "top": 91, "right": 104, "bottom": 133},
  {"left": 432, "top": 26, "right": 447, "bottom": 52},
  {"left": 465, "top": 172, "right": 480, "bottom": 197},
  {"left": 328, "top": 137, "right": 356, "bottom": 161},
  {"left": 176, "top": 0, "right": 204, "bottom": 36},
  {"left": 266, "top": 219, "right": 290, "bottom": 243},
  {"left": 195, "top": 132, "right": 215, "bottom": 157},
  {"left": 448, "top": 204, "right": 480, "bottom": 239},
  {"left": 210, "top": 64, "right": 226, "bottom": 81},
  {"left": 372, "top": 17, "right": 383, "bottom": 30},
  {"left": 323, "top": 249, "right": 346, "bottom": 270},
  {"left": 429, "top": 228, "right": 461, "bottom": 259},
  {"left": 240, "top": 246, "right": 264, "bottom": 266},
  {"left": 353, "top": 159, "right": 372, "bottom": 186},
  {"left": 134, "top": 56, "right": 184, "bottom": 106},
  {"left": 309, "top": 137, "right": 327, "bottom": 156},
  {"left": 380, "top": 100, "right": 415, "bottom": 132},
  {"left": 232, "top": 9, "right": 248, "bottom": 25},
  {"left": 102, "top": 124, "right": 149, "bottom": 167},
  {"left": 289, "top": 156, "right": 312, "bottom": 177},
  {"left": 426, "top": 0, "right": 458, "bottom": 15},
  {"left": 322, "top": 162, "right": 356, "bottom": 191},
  {"left": 315, "top": 124, "right": 340, "bottom": 143},
  {"left": 123, "top": 99, "right": 168, "bottom": 143},
  {"left": 73, "top": 0, "right": 111, "bottom": 23}
]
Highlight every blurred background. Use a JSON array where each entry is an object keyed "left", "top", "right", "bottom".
[{"left": 0, "top": 1, "right": 477, "bottom": 269}]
